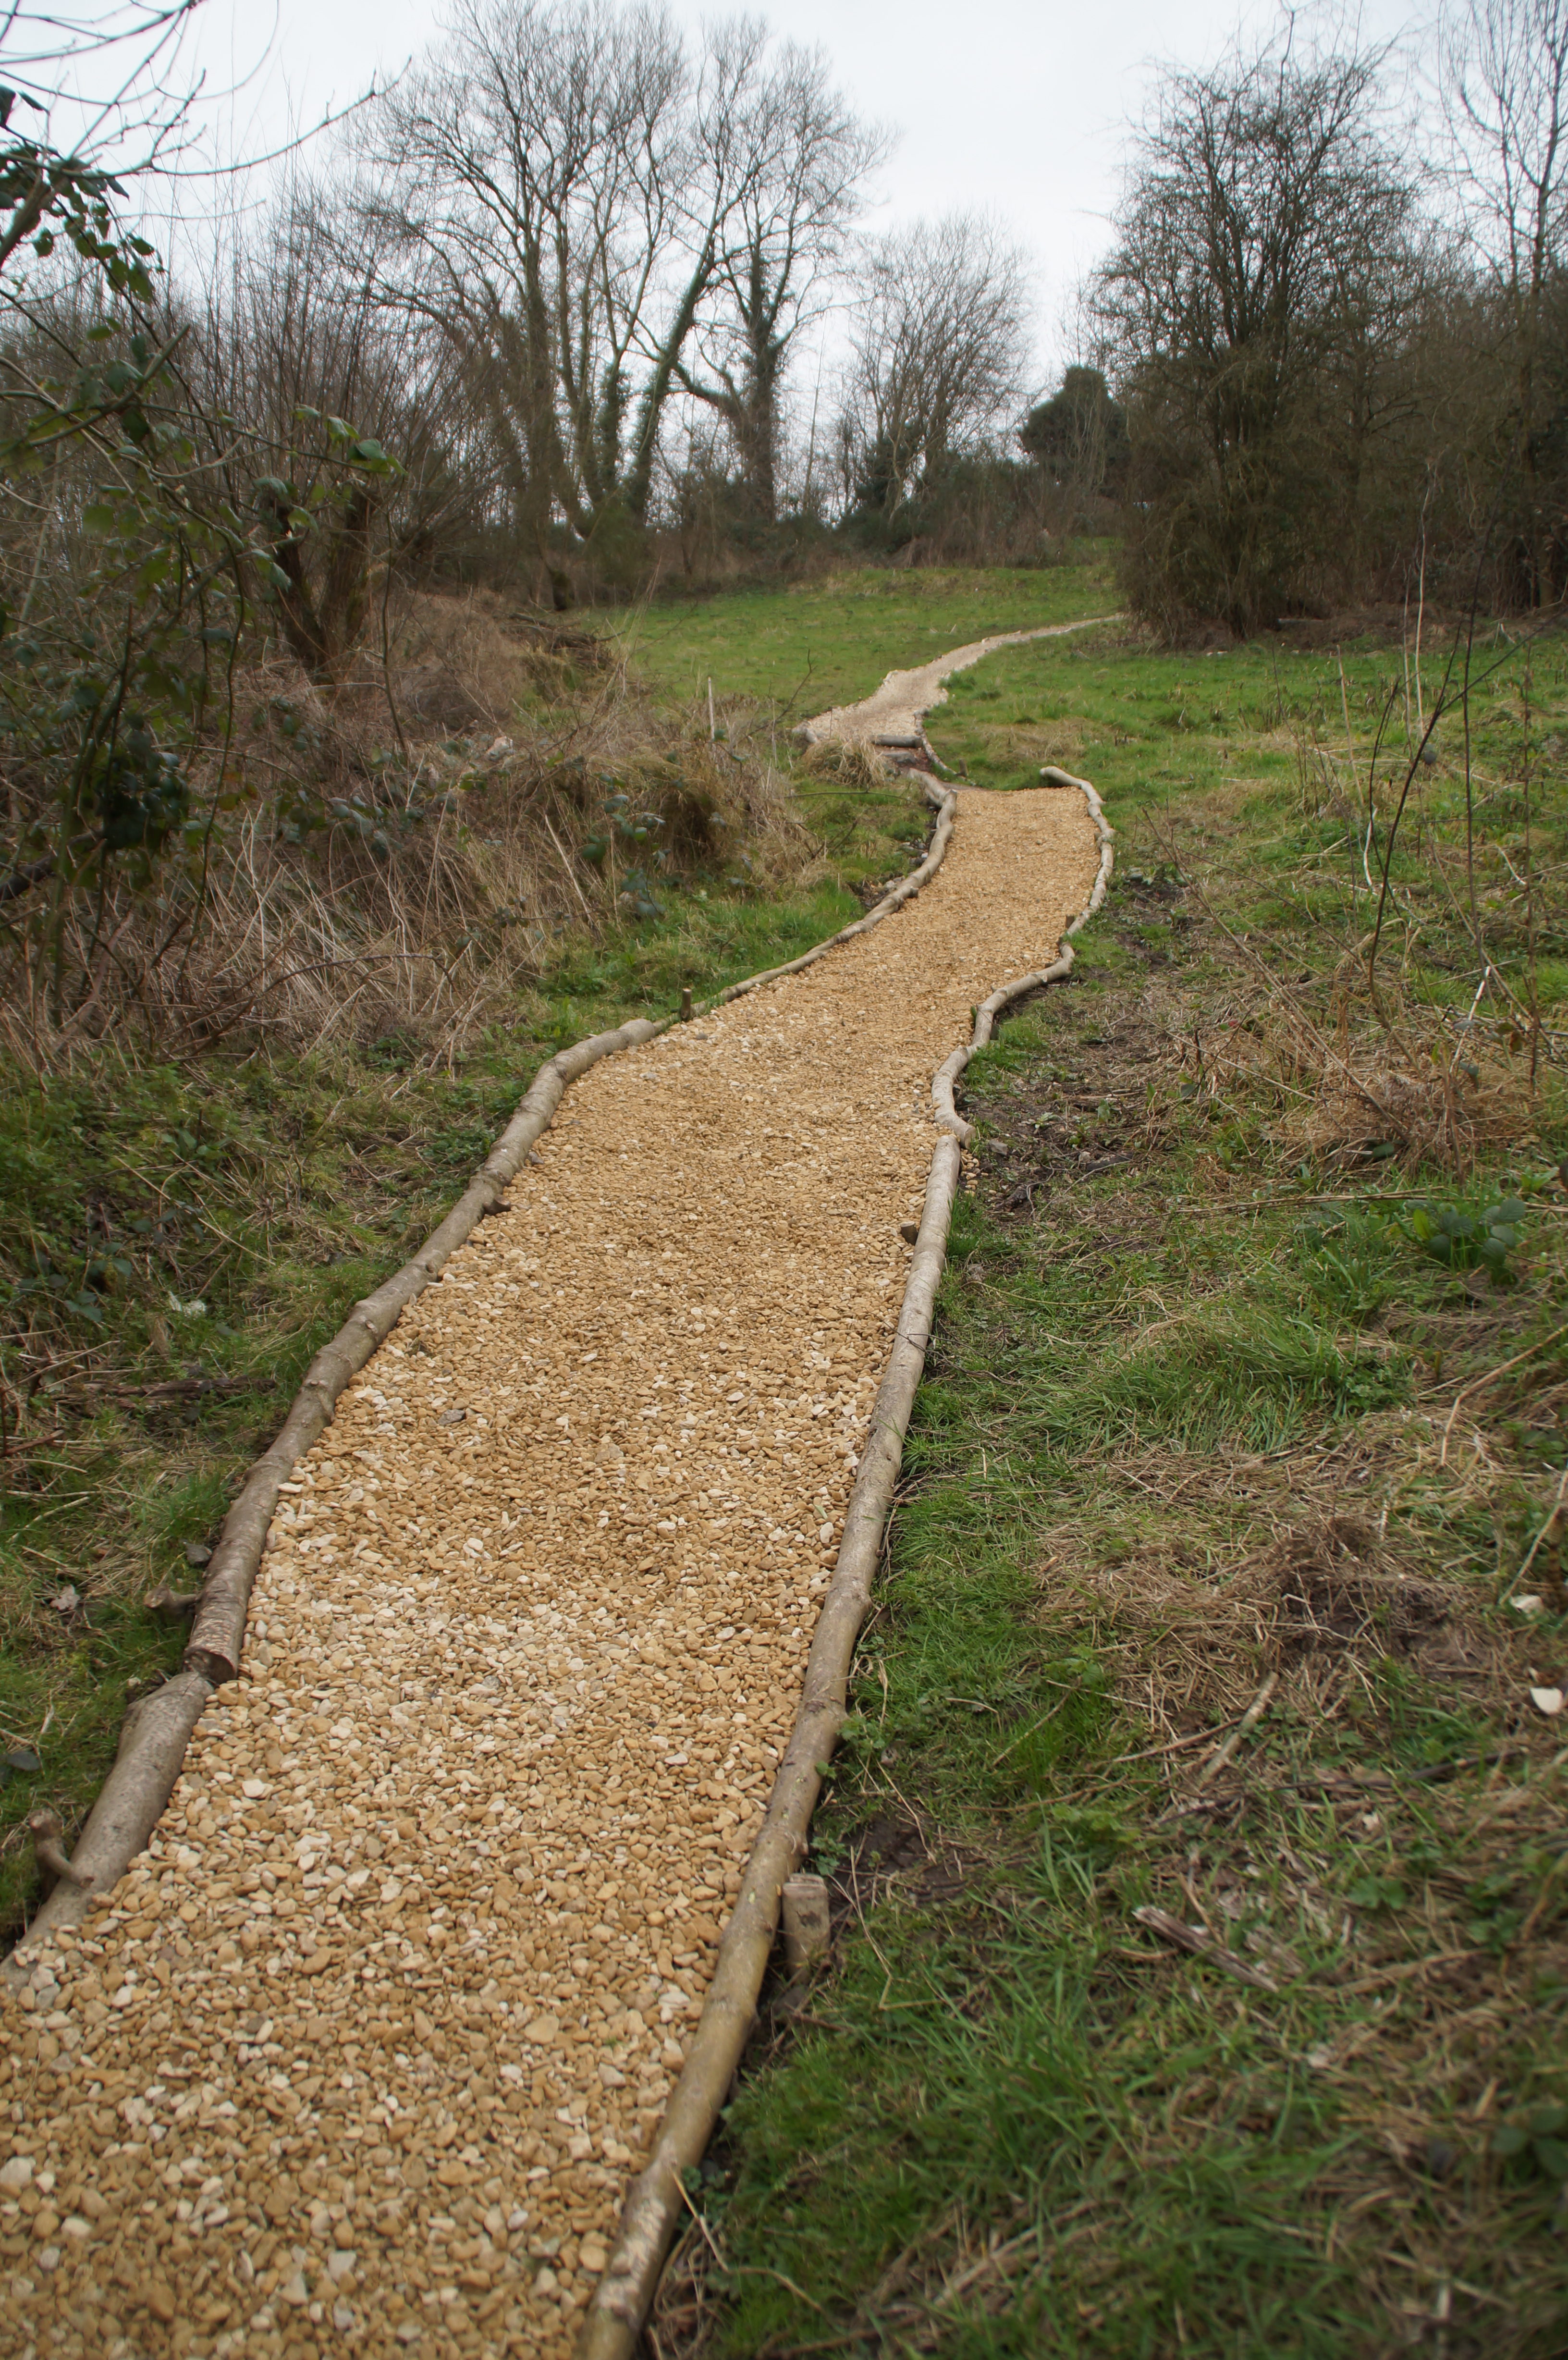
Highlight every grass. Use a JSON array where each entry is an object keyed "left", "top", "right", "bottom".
[
  {"left": 643, "top": 604, "right": 1568, "bottom": 2358},
  {"left": 605, "top": 545, "right": 1119, "bottom": 718}
]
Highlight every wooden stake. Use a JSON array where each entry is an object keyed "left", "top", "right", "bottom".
[{"left": 781, "top": 1875, "right": 831, "bottom": 1975}]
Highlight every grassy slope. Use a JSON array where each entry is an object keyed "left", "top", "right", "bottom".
[
  {"left": 605, "top": 548, "right": 1119, "bottom": 716},
  {"left": 641, "top": 605, "right": 1568, "bottom": 2356}
]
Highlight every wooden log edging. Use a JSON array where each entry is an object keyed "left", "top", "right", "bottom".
[
  {"left": 932, "top": 768, "right": 1115, "bottom": 1144},
  {"left": 0, "top": 783, "right": 959, "bottom": 1984},
  {"left": 579, "top": 769, "right": 1113, "bottom": 2360}
]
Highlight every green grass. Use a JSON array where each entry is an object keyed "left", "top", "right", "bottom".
[
  {"left": 640, "top": 613, "right": 1568, "bottom": 2356},
  {"left": 926, "top": 615, "right": 1568, "bottom": 1035},
  {"left": 660, "top": 904, "right": 1568, "bottom": 2359},
  {"left": 606, "top": 545, "right": 1119, "bottom": 717}
]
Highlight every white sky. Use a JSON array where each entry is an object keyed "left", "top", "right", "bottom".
[{"left": 167, "top": 0, "right": 1421, "bottom": 390}]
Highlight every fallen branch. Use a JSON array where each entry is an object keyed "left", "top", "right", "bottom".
[{"left": 1130, "top": 1905, "right": 1278, "bottom": 1991}]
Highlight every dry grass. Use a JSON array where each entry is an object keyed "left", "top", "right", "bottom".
[
  {"left": 0, "top": 594, "right": 817, "bottom": 1073},
  {"left": 797, "top": 734, "right": 902, "bottom": 793}
]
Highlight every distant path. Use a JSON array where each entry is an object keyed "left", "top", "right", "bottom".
[
  {"left": 799, "top": 613, "right": 1120, "bottom": 752},
  {"left": 8, "top": 654, "right": 1101, "bottom": 2360}
]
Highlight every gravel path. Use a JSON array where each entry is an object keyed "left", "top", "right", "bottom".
[
  {"left": 3, "top": 785, "right": 1097, "bottom": 2360},
  {"left": 798, "top": 615, "right": 1116, "bottom": 750}
]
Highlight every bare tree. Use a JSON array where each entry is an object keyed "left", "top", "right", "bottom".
[
  {"left": 839, "top": 212, "right": 1030, "bottom": 524},
  {"left": 1442, "top": 0, "right": 1568, "bottom": 602},
  {"left": 188, "top": 180, "right": 481, "bottom": 682},
  {"left": 352, "top": 0, "right": 771, "bottom": 597},
  {"left": 1095, "top": 40, "right": 1421, "bottom": 634},
  {"left": 673, "top": 38, "right": 884, "bottom": 522}
]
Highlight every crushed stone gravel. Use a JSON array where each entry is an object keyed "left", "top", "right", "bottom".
[
  {"left": 2, "top": 786, "right": 1096, "bottom": 2360},
  {"left": 798, "top": 615, "right": 1115, "bottom": 750}
]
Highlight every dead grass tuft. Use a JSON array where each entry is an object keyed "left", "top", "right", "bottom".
[
  {"left": 1280, "top": 1049, "right": 1534, "bottom": 1176},
  {"left": 797, "top": 733, "right": 900, "bottom": 792}
]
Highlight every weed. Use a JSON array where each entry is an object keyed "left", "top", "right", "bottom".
[{"left": 1399, "top": 1194, "right": 1528, "bottom": 1283}]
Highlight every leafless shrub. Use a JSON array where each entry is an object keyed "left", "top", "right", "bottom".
[{"left": 0, "top": 624, "right": 812, "bottom": 1072}]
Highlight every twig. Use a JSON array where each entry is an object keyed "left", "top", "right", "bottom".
[
  {"left": 1439, "top": 1321, "right": 1568, "bottom": 1464},
  {"left": 1517, "top": 1855, "right": 1566, "bottom": 1946},
  {"left": 1129, "top": 1905, "right": 1278, "bottom": 1991},
  {"left": 1192, "top": 1672, "right": 1278, "bottom": 1789},
  {"left": 1112, "top": 1719, "right": 1249, "bottom": 1768},
  {"left": 1336, "top": 1948, "right": 1480, "bottom": 1997},
  {"left": 1505, "top": 1465, "right": 1568, "bottom": 1603},
  {"left": 674, "top": 2173, "right": 726, "bottom": 2272},
  {"left": 541, "top": 811, "right": 595, "bottom": 924}
]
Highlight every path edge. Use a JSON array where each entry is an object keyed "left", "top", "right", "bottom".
[
  {"left": 0, "top": 788, "right": 958, "bottom": 1984},
  {"left": 579, "top": 768, "right": 1114, "bottom": 2360}
]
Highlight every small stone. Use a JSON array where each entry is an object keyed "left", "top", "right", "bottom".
[
  {"left": 61, "top": 2215, "right": 91, "bottom": 2241},
  {"left": 523, "top": 2016, "right": 560, "bottom": 2046},
  {"left": 146, "top": 2281, "right": 177, "bottom": 2324},
  {"left": 0, "top": 2157, "right": 34, "bottom": 2194},
  {"left": 334, "top": 2300, "right": 356, "bottom": 2331},
  {"left": 281, "top": 2268, "right": 310, "bottom": 2306},
  {"left": 898, "top": 1221, "right": 919, "bottom": 1244}
]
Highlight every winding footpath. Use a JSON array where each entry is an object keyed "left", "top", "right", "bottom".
[{"left": 1, "top": 636, "right": 1102, "bottom": 2360}]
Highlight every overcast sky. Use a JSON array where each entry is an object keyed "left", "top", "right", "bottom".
[{"left": 171, "top": 0, "right": 1422, "bottom": 388}]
